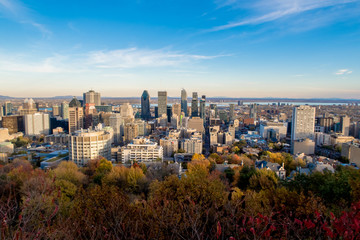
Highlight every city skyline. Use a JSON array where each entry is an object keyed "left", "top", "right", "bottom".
[{"left": 0, "top": 0, "right": 359, "bottom": 98}]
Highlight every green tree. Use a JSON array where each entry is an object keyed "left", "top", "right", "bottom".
[{"left": 249, "top": 169, "right": 278, "bottom": 191}]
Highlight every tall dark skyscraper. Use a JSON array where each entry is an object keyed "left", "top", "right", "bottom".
[
  {"left": 141, "top": 90, "right": 151, "bottom": 120},
  {"left": 158, "top": 91, "right": 167, "bottom": 116},
  {"left": 229, "top": 104, "right": 235, "bottom": 121},
  {"left": 200, "top": 95, "right": 206, "bottom": 119},
  {"left": 181, "top": 89, "right": 188, "bottom": 116},
  {"left": 191, "top": 92, "right": 198, "bottom": 117},
  {"left": 250, "top": 103, "right": 257, "bottom": 120},
  {"left": 4, "top": 101, "right": 12, "bottom": 116}
]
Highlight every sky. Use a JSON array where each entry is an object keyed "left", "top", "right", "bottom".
[{"left": 0, "top": 0, "right": 359, "bottom": 98}]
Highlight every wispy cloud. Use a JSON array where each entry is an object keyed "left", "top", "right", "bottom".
[
  {"left": 335, "top": 69, "right": 353, "bottom": 75},
  {"left": 0, "top": 0, "right": 51, "bottom": 37},
  {"left": 210, "top": 0, "right": 359, "bottom": 32},
  {"left": 0, "top": 54, "right": 71, "bottom": 73},
  {"left": 0, "top": 47, "right": 223, "bottom": 73},
  {"left": 87, "top": 48, "right": 221, "bottom": 69}
]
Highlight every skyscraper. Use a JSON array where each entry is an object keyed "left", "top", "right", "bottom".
[
  {"left": 229, "top": 104, "right": 235, "bottom": 121},
  {"left": 191, "top": 92, "right": 198, "bottom": 117},
  {"left": 83, "top": 90, "right": 101, "bottom": 106},
  {"left": 20, "top": 98, "right": 37, "bottom": 115},
  {"left": 124, "top": 123, "right": 139, "bottom": 144},
  {"left": 172, "top": 103, "right": 181, "bottom": 117},
  {"left": 291, "top": 105, "right": 316, "bottom": 155},
  {"left": 109, "top": 113, "right": 123, "bottom": 144},
  {"left": 120, "top": 103, "right": 134, "bottom": 120},
  {"left": 158, "top": 91, "right": 167, "bottom": 116},
  {"left": 61, "top": 102, "right": 69, "bottom": 119},
  {"left": 4, "top": 101, "right": 12, "bottom": 116},
  {"left": 24, "top": 113, "right": 50, "bottom": 136},
  {"left": 141, "top": 90, "right": 151, "bottom": 120},
  {"left": 341, "top": 115, "right": 350, "bottom": 136},
  {"left": 52, "top": 105, "right": 61, "bottom": 116},
  {"left": 291, "top": 105, "right": 316, "bottom": 141},
  {"left": 68, "top": 97, "right": 84, "bottom": 133},
  {"left": 181, "top": 89, "right": 188, "bottom": 116},
  {"left": 250, "top": 103, "right": 257, "bottom": 120},
  {"left": 200, "top": 95, "right": 206, "bottom": 119}
]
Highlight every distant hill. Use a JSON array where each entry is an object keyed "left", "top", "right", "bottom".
[{"left": 0, "top": 95, "right": 15, "bottom": 99}]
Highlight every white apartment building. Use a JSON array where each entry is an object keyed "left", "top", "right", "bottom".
[
  {"left": 180, "top": 137, "right": 202, "bottom": 154},
  {"left": 121, "top": 137, "right": 163, "bottom": 163},
  {"left": 69, "top": 129, "right": 112, "bottom": 166},
  {"left": 24, "top": 113, "right": 50, "bottom": 136},
  {"left": 291, "top": 105, "right": 316, "bottom": 141},
  {"left": 160, "top": 138, "right": 179, "bottom": 158}
]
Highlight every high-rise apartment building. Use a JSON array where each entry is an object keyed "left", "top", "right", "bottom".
[
  {"left": 4, "top": 102, "right": 12, "bottom": 116},
  {"left": 83, "top": 90, "right": 101, "bottom": 106},
  {"left": 318, "top": 116, "right": 334, "bottom": 133},
  {"left": 141, "top": 90, "right": 151, "bottom": 120},
  {"left": 191, "top": 92, "right": 198, "bottom": 117},
  {"left": 61, "top": 102, "right": 69, "bottom": 119},
  {"left": 52, "top": 105, "right": 61, "bottom": 116},
  {"left": 291, "top": 105, "right": 316, "bottom": 141},
  {"left": 229, "top": 104, "right": 235, "bottom": 121},
  {"left": 291, "top": 105, "right": 316, "bottom": 155},
  {"left": 341, "top": 115, "right": 350, "bottom": 136},
  {"left": 120, "top": 103, "right": 134, "bottom": 120},
  {"left": 1, "top": 116, "right": 24, "bottom": 134},
  {"left": 181, "top": 89, "right": 188, "bottom": 116},
  {"left": 160, "top": 138, "right": 179, "bottom": 158},
  {"left": 172, "top": 103, "right": 181, "bottom": 118},
  {"left": 19, "top": 98, "right": 37, "bottom": 115},
  {"left": 68, "top": 97, "right": 84, "bottom": 133},
  {"left": 200, "top": 95, "right": 206, "bottom": 119},
  {"left": 24, "top": 113, "right": 50, "bottom": 136},
  {"left": 69, "top": 129, "right": 112, "bottom": 166},
  {"left": 180, "top": 138, "right": 202, "bottom": 154},
  {"left": 84, "top": 103, "right": 97, "bottom": 129},
  {"left": 124, "top": 123, "right": 139, "bottom": 144},
  {"left": 250, "top": 103, "right": 257, "bottom": 120},
  {"left": 158, "top": 91, "right": 167, "bottom": 116},
  {"left": 109, "top": 113, "right": 123, "bottom": 144}
]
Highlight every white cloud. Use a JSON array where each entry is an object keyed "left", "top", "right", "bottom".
[
  {"left": 210, "top": 0, "right": 359, "bottom": 31},
  {"left": 87, "top": 48, "right": 221, "bottom": 69},
  {"left": 335, "top": 69, "right": 353, "bottom": 75},
  {"left": 0, "top": 0, "right": 51, "bottom": 37},
  {"left": 0, "top": 47, "right": 223, "bottom": 73},
  {"left": 0, "top": 54, "right": 70, "bottom": 73}
]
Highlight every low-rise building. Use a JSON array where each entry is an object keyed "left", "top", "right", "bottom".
[
  {"left": 0, "top": 142, "right": 14, "bottom": 154},
  {"left": 255, "top": 160, "right": 286, "bottom": 180},
  {"left": 121, "top": 137, "right": 163, "bottom": 163},
  {"left": 259, "top": 122, "right": 287, "bottom": 141},
  {"left": 342, "top": 142, "right": 360, "bottom": 167}
]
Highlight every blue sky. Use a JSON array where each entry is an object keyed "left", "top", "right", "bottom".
[{"left": 0, "top": 0, "right": 359, "bottom": 98}]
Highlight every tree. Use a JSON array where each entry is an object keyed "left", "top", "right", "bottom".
[
  {"left": 209, "top": 153, "right": 223, "bottom": 164},
  {"left": 234, "top": 166, "right": 257, "bottom": 190},
  {"left": 249, "top": 169, "right": 278, "bottom": 191},
  {"left": 51, "top": 161, "right": 86, "bottom": 186},
  {"left": 191, "top": 153, "right": 205, "bottom": 161}
]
